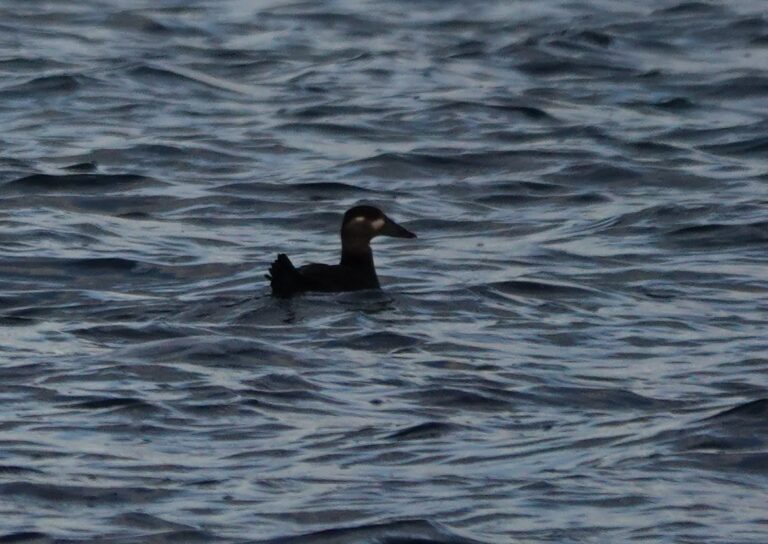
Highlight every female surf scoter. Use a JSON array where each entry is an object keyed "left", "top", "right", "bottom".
[{"left": 267, "top": 205, "right": 416, "bottom": 297}]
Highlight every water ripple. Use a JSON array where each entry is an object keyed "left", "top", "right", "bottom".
[{"left": 1, "top": 0, "right": 766, "bottom": 542}]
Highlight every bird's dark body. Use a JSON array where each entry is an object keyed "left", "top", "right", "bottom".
[{"left": 266, "top": 206, "right": 415, "bottom": 297}]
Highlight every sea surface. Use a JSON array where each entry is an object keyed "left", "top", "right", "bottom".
[{"left": 1, "top": 1, "right": 767, "bottom": 542}]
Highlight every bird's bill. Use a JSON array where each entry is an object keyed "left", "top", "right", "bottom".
[{"left": 380, "top": 216, "right": 416, "bottom": 239}]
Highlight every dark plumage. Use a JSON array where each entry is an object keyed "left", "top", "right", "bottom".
[{"left": 266, "top": 205, "right": 416, "bottom": 297}]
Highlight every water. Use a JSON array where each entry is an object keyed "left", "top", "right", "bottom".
[{"left": 1, "top": 0, "right": 767, "bottom": 542}]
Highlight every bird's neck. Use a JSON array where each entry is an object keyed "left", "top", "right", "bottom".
[
  {"left": 340, "top": 241, "right": 374, "bottom": 269},
  {"left": 340, "top": 239, "right": 380, "bottom": 289}
]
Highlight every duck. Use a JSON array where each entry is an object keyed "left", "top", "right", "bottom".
[{"left": 267, "top": 205, "right": 416, "bottom": 297}]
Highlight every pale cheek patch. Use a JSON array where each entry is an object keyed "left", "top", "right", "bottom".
[{"left": 372, "top": 218, "right": 385, "bottom": 231}]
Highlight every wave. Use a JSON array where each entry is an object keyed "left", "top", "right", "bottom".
[
  {"left": 250, "top": 519, "right": 486, "bottom": 544},
  {"left": 2, "top": 173, "right": 163, "bottom": 194}
]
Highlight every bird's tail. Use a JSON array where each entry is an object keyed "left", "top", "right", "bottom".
[{"left": 266, "top": 254, "right": 305, "bottom": 297}]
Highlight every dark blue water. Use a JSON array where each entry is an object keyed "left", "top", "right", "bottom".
[{"left": 1, "top": 1, "right": 767, "bottom": 542}]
